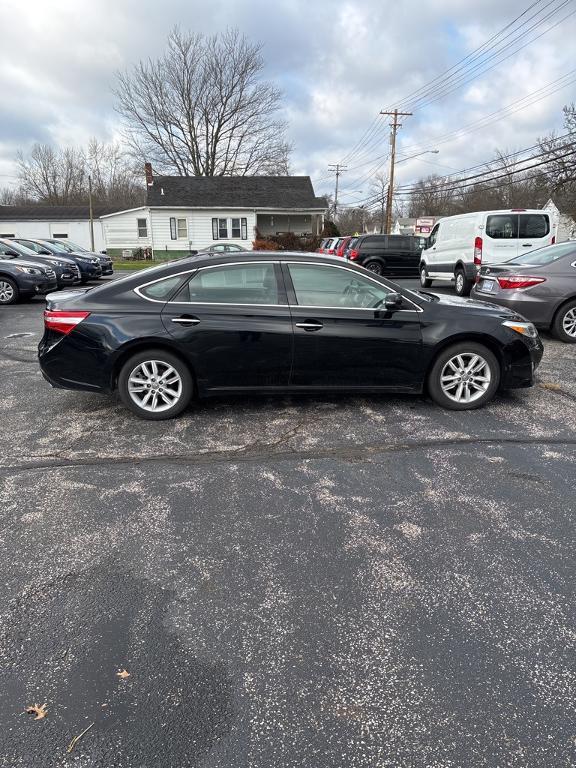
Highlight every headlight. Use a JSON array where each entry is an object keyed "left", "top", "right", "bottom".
[
  {"left": 15, "top": 266, "right": 43, "bottom": 275},
  {"left": 502, "top": 320, "right": 538, "bottom": 338},
  {"left": 47, "top": 259, "right": 66, "bottom": 267}
]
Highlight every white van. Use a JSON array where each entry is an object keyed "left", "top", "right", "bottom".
[{"left": 419, "top": 209, "right": 555, "bottom": 296}]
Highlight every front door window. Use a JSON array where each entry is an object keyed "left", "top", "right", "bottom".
[{"left": 288, "top": 264, "right": 390, "bottom": 309}]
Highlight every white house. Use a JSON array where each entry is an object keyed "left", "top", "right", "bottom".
[
  {"left": 543, "top": 199, "right": 576, "bottom": 242},
  {"left": 0, "top": 204, "right": 121, "bottom": 251},
  {"left": 101, "top": 171, "right": 328, "bottom": 258}
]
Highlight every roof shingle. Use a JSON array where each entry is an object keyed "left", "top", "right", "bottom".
[
  {"left": 146, "top": 176, "right": 327, "bottom": 209},
  {"left": 0, "top": 204, "right": 124, "bottom": 221}
]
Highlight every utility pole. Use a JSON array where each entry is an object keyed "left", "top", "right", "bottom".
[
  {"left": 88, "top": 174, "right": 95, "bottom": 251},
  {"left": 328, "top": 163, "right": 347, "bottom": 220},
  {"left": 380, "top": 109, "right": 412, "bottom": 234}
]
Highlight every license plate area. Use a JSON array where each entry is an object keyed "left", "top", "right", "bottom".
[{"left": 479, "top": 279, "right": 495, "bottom": 293}]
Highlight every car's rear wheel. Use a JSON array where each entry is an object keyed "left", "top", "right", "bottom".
[
  {"left": 454, "top": 268, "right": 472, "bottom": 297},
  {"left": 552, "top": 299, "right": 576, "bottom": 343},
  {"left": 364, "top": 260, "right": 384, "bottom": 275},
  {"left": 419, "top": 264, "right": 432, "bottom": 288},
  {"left": 0, "top": 277, "right": 18, "bottom": 305},
  {"left": 428, "top": 342, "right": 500, "bottom": 410},
  {"left": 118, "top": 350, "right": 193, "bottom": 420}
]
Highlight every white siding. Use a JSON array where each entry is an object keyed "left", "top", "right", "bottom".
[
  {"left": 102, "top": 209, "right": 151, "bottom": 250},
  {"left": 150, "top": 208, "right": 256, "bottom": 251},
  {"left": 0, "top": 219, "right": 105, "bottom": 250}
]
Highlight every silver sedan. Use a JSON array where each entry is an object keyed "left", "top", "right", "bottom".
[{"left": 471, "top": 241, "right": 576, "bottom": 342}]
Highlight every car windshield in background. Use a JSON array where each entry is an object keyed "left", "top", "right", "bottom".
[
  {"left": 59, "top": 240, "right": 86, "bottom": 252},
  {"left": 0, "top": 240, "right": 37, "bottom": 257},
  {"left": 509, "top": 241, "right": 576, "bottom": 266},
  {"left": 44, "top": 241, "right": 69, "bottom": 253}
]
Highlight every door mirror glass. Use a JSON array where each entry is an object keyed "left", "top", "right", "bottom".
[{"left": 384, "top": 292, "right": 404, "bottom": 311}]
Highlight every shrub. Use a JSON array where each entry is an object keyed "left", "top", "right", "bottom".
[{"left": 252, "top": 239, "right": 281, "bottom": 251}]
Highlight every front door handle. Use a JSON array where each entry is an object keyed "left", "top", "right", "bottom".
[
  {"left": 171, "top": 316, "right": 200, "bottom": 325},
  {"left": 522, "top": 243, "right": 533, "bottom": 247},
  {"left": 295, "top": 321, "right": 323, "bottom": 331}
]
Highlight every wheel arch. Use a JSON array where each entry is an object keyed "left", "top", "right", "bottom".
[
  {"left": 424, "top": 333, "right": 505, "bottom": 391},
  {"left": 551, "top": 294, "right": 576, "bottom": 323},
  {"left": 110, "top": 339, "right": 198, "bottom": 393}
]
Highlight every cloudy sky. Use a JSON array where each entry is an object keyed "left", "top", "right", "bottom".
[{"left": 0, "top": 0, "right": 574, "bottom": 206}]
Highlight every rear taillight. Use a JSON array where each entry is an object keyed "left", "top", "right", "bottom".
[
  {"left": 496, "top": 276, "right": 546, "bottom": 290},
  {"left": 474, "top": 236, "right": 483, "bottom": 266},
  {"left": 327, "top": 249, "right": 335, "bottom": 254},
  {"left": 44, "top": 310, "right": 90, "bottom": 335},
  {"left": 349, "top": 249, "right": 359, "bottom": 260}
]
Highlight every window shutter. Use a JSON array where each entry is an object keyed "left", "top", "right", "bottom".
[
  {"left": 170, "top": 217, "right": 177, "bottom": 240},
  {"left": 212, "top": 218, "right": 219, "bottom": 240},
  {"left": 241, "top": 218, "right": 247, "bottom": 240}
]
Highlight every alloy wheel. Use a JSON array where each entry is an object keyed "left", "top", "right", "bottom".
[
  {"left": 455, "top": 272, "right": 464, "bottom": 294},
  {"left": 366, "top": 262, "right": 383, "bottom": 275},
  {"left": 440, "top": 352, "right": 491, "bottom": 404},
  {"left": 562, "top": 308, "right": 576, "bottom": 337},
  {"left": 0, "top": 280, "right": 15, "bottom": 303},
  {"left": 127, "top": 360, "right": 183, "bottom": 412}
]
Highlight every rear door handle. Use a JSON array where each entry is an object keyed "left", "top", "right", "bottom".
[
  {"left": 295, "top": 321, "right": 323, "bottom": 331},
  {"left": 522, "top": 243, "right": 533, "bottom": 247},
  {"left": 171, "top": 316, "right": 200, "bottom": 325}
]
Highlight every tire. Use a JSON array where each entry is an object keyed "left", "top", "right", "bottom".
[
  {"left": 0, "top": 277, "right": 19, "bottom": 305},
  {"left": 419, "top": 264, "right": 432, "bottom": 288},
  {"left": 454, "top": 267, "right": 472, "bottom": 297},
  {"left": 552, "top": 299, "right": 576, "bottom": 343},
  {"left": 364, "top": 260, "right": 384, "bottom": 276},
  {"left": 427, "top": 342, "right": 500, "bottom": 410},
  {"left": 118, "top": 349, "right": 193, "bottom": 420}
]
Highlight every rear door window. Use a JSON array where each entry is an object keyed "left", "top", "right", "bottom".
[
  {"left": 519, "top": 214, "right": 550, "bottom": 239},
  {"left": 486, "top": 215, "right": 518, "bottom": 239}
]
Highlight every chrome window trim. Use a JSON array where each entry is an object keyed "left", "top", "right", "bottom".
[{"left": 134, "top": 259, "right": 424, "bottom": 312}]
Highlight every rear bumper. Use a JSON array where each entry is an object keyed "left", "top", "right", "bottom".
[{"left": 471, "top": 287, "right": 556, "bottom": 327}]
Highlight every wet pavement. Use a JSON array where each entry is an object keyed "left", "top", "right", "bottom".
[{"left": 0, "top": 280, "right": 575, "bottom": 767}]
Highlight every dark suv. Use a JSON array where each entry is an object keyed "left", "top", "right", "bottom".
[{"left": 347, "top": 234, "right": 423, "bottom": 276}]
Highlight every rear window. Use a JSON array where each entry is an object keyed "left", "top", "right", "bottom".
[
  {"left": 519, "top": 214, "right": 549, "bottom": 238},
  {"left": 510, "top": 241, "right": 576, "bottom": 266},
  {"left": 486, "top": 215, "right": 518, "bottom": 239},
  {"left": 138, "top": 275, "right": 188, "bottom": 300}
]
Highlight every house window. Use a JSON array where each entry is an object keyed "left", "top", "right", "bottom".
[
  {"left": 53, "top": 233, "right": 68, "bottom": 239},
  {"left": 212, "top": 217, "right": 248, "bottom": 240},
  {"left": 137, "top": 218, "right": 148, "bottom": 238},
  {"left": 0, "top": 233, "right": 15, "bottom": 238},
  {"left": 169, "top": 217, "right": 188, "bottom": 240}
]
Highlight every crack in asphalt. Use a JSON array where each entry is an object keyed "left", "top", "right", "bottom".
[{"left": 1, "top": 435, "right": 576, "bottom": 474}]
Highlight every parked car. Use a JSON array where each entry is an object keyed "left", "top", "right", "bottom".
[
  {"left": 0, "top": 255, "right": 57, "bottom": 305},
  {"left": 419, "top": 209, "right": 554, "bottom": 297},
  {"left": 196, "top": 244, "right": 248, "bottom": 254},
  {"left": 0, "top": 238, "right": 80, "bottom": 288},
  {"left": 43, "top": 239, "right": 114, "bottom": 276},
  {"left": 336, "top": 236, "right": 352, "bottom": 257},
  {"left": 13, "top": 239, "right": 102, "bottom": 283},
  {"left": 343, "top": 237, "right": 359, "bottom": 259},
  {"left": 316, "top": 238, "right": 330, "bottom": 254},
  {"left": 471, "top": 241, "right": 576, "bottom": 342},
  {"left": 346, "top": 234, "right": 423, "bottom": 276},
  {"left": 320, "top": 237, "right": 339, "bottom": 256},
  {"left": 38, "top": 252, "right": 543, "bottom": 419}
]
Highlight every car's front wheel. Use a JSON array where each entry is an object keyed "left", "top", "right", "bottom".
[
  {"left": 552, "top": 299, "right": 576, "bottom": 343},
  {"left": 118, "top": 349, "right": 193, "bottom": 420},
  {"left": 0, "top": 277, "right": 19, "bottom": 305},
  {"left": 427, "top": 342, "right": 500, "bottom": 410}
]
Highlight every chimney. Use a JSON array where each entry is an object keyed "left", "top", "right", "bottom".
[{"left": 144, "top": 162, "right": 153, "bottom": 187}]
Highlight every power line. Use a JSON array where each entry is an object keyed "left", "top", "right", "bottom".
[{"left": 327, "top": 163, "right": 347, "bottom": 217}]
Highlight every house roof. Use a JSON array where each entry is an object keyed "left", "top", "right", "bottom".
[
  {"left": 0, "top": 204, "right": 124, "bottom": 221},
  {"left": 146, "top": 175, "right": 327, "bottom": 210}
]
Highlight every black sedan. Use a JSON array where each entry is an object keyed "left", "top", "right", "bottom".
[
  {"left": 38, "top": 253, "right": 544, "bottom": 419},
  {"left": 43, "top": 239, "right": 114, "bottom": 276},
  {"left": 471, "top": 241, "right": 576, "bottom": 342},
  {"left": 13, "top": 238, "right": 102, "bottom": 283},
  {"left": 0, "top": 255, "right": 57, "bottom": 304}
]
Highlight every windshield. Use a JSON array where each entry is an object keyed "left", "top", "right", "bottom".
[
  {"left": 0, "top": 239, "right": 37, "bottom": 257},
  {"left": 45, "top": 241, "right": 70, "bottom": 253},
  {"left": 508, "top": 241, "right": 576, "bottom": 266},
  {"left": 56, "top": 240, "right": 86, "bottom": 252}
]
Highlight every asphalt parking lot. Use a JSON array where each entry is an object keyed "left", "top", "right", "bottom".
[{"left": 1, "top": 276, "right": 576, "bottom": 767}]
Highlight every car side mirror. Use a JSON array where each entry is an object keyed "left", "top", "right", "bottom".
[
  {"left": 5, "top": 250, "right": 19, "bottom": 257},
  {"left": 384, "top": 292, "right": 404, "bottom": 311},
  {"left": 39, "top": 250, "right": 51, "bottom": 255}
]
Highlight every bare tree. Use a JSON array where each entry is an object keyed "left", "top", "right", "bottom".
[
  {"left": 114, "top": 27, "right": 292, "bottom": 176},
  {"left": 86, "top": 139, "right": 145, "bottom": 206},
  {"left": 369, "top": 172, "right": 388, "bottom": 233}
]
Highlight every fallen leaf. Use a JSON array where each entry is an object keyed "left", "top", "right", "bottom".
[
  {"left": 26, "top": 703, "right": 48, "bottom": 720},
  {"left": 116, "top": 669, "right": 130, "bottom": 679}
]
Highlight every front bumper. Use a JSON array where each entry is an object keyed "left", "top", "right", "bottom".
[
  {"left": 20, "top": 275, "right": 58, "bottom": 296},
  {"left": 501, "top": 333, "right": 544, "bottom": 390}
]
